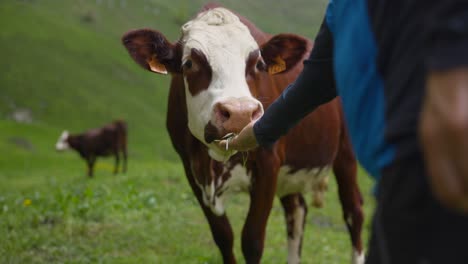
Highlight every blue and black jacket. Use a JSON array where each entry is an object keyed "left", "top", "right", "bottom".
[{"left": 254, "top": 0, "right": 468, "bottom": 181}]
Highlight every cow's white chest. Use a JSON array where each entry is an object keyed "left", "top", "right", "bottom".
[
  {"left": 208, "top": 164, "right": 251, "bottom": 216},
  {"left": 206, "top": 164, "right": 330, "bottom": 216},
  {"left": 220, "top": 164, "right": 251, "bottom": 194},
  {"left": 276, "top": 166, "right": 330, "bottom": 199},
  {"left": 220, "top": 165, "right": 330, "bottom": 197}
]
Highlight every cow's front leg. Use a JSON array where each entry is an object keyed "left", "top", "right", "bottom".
[
  {"left": 182, "top": 160, "right": 236, "bottom": 264},
  {"left": 242, "top": 149, "right": 279, "bottom": 264},
  {"left": 199, "top": 200, "right": 236, "bottom": 264},
  {"left": 86, "top": 156, "right": 96, "bottom": 177}
]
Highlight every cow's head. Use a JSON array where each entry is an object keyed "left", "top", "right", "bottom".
[
  {"left": 56, "top": 130, "right": 70, "bottom": 151},
  {"left": 122, "top": 7, "right": 309, "bottom": 161}
]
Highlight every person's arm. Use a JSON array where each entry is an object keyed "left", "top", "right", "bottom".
[
  {"left": 420, "top": 7, "right": 468, "bottom": 213},
  {"left": 217, "top": 19, "right": 337, "bottom": 151},
  {"left": 254, "top": 20, "right": 337, "bottom": 148}
]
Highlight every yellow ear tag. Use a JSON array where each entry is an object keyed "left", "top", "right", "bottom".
[
  {"left": 147, "top": 56, "right": 168, "bottom": 74},
  {"left": 268, "top": 56, "right": 286, "bottom": 75}
]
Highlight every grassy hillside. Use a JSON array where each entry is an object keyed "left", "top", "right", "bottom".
[
  {"left": 0, "top": 0, "right": 328, "bottom": 161},
  {"left": 0, "top": 1, "right": 376, "bottom": 263}
]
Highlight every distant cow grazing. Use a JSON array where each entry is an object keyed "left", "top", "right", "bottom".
[
  {"left": 122, "top": 4, "right": 364, "bottom": 264},
  {"left": 56, "top": 120, "right": 127, "bottom": 177}
]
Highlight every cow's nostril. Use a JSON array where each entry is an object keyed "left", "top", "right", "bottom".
[
  {"left": 221, "top": 109, "right": 230, "bottom": 120},
  {"left": 215, "top": 103, "right": 232, "bottom": 123}
]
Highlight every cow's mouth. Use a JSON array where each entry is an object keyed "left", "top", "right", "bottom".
[
  {"left": 204, "top": 121, "right": 221, "bottom": 144},
  {"left": 204, "top": 122, "right": 237, "bottom": 146},
  {"left": 204, "top": 121, "right": 239, "bottom": 161}
]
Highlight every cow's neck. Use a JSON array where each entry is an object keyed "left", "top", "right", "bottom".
[
  {"left": 67, "top": 135, "right": 84, "bottom": 156},
  {"left": 166, "top": 74, "right": 192, "bottom": 156}
]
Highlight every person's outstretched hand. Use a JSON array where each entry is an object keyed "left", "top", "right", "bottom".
[
  {"left": 420, "top": 67, "right": 468, "bottom": 214},
  {"left": 215, "top": 121, "right": 259, "bottom": 152}
]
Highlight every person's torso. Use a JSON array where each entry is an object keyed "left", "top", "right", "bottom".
[{"left": 326, "top": 0, "right": 435, "bottom": 179}]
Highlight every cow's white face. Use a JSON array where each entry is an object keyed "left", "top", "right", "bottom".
[
  {"left": 180, "top": 8, "right": 264, "bottom": 161},
  {"left": 55, "top": 130, "right": 70, "bottom": 151},
  {"left": 123, "top": 8, "right": 309, "bottom": 161}
]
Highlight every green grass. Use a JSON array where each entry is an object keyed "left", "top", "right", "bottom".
[
  {"left": 0, "top": 130, "right": 375, "bottom": 264},
  {"left": 0, "top": 0, "right": 376, "bottom": 263}
]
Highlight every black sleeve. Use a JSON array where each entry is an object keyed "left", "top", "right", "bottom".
[
  {"left": 253, "top": 20, "right": 337, "bottom": 148},
  {"left": 427, "top": 6, "right": 468, "bottom": 70}
]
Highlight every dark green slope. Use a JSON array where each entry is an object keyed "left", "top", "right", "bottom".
[{"left": 0, "top": 0, "right": 327, "bottom": 162}]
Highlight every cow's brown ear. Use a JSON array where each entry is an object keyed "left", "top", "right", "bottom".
[
  {"left": 260, "top": 34, "right": 310, "bottom": 75},
  {"left": 122, "top": 29, "right": 182, "bottom": 74}
]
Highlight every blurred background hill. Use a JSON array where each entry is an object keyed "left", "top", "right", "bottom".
[{"left": 0, "top": 0, "right": 328, "bottom": 162}]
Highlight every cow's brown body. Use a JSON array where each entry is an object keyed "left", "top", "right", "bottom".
[
  {"left": 57, "top": 120, "right": 128, "bottom": 177},
  {"left": 123, "top": 4, "right": 363, "bottom": 263}
]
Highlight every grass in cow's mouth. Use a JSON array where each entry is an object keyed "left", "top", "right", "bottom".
[
  {"left": 222, "top": 133, "right": 237, "bottom": 162},
  {"left": 221, "top": 132, "right": 237, "bottom": 151},
  {"left": 214, "top": 133, "right": 249, "bottom": 166}
]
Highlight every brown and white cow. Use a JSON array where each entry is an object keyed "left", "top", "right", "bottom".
[
  {"left": 56, "top": 120, "right": 128, "bottom": 177},
  {"left": 122, "top": 4, "right": 364, "bottom": 264}
]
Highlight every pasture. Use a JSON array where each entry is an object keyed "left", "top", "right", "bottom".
[{"left": 1, "top": 0, "right": 375, "bottom": 263}]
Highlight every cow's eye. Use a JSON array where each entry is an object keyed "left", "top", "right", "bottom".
[
  {"left": 256, "top": 59, "right": 266, "bottom": 72},
  {"left": 183, "top": 60, "right": 193, "bottom": 70}
]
